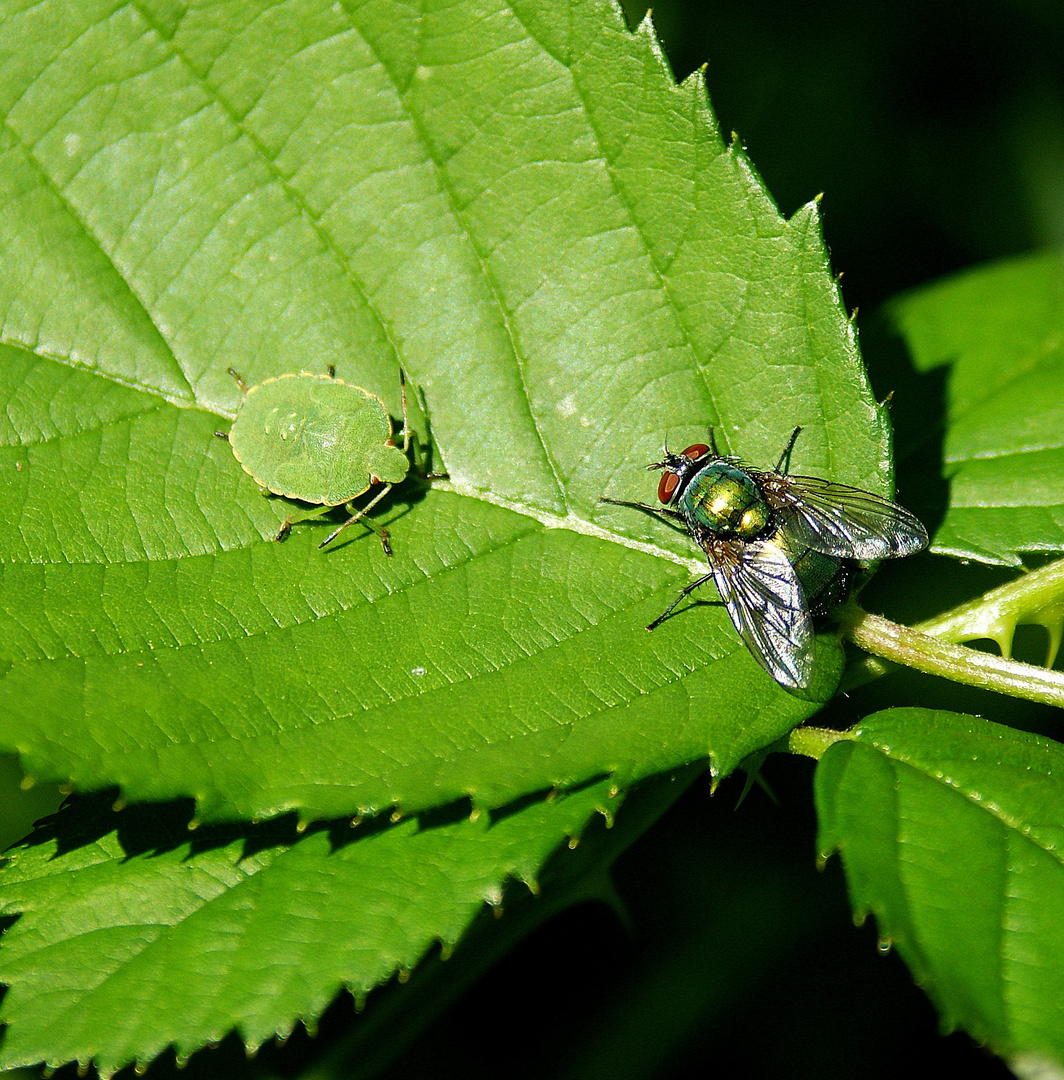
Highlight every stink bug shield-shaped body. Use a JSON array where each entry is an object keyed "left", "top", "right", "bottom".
[
  {"left": 225, "top": 369, "right": 412, "bottom": 554},
  {"left": 602, "top": 427, "right": 928, "bottom": 689}
]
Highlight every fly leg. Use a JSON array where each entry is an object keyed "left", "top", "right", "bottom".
[
  {"left": 647, "top": 572, "right": 715, "bottom": 631},
  {"left": 599, "top": 496, "right": 686, "bottom": 524},
  {"left": 773, "top": 426, "right": 803, "bottom": 473}
]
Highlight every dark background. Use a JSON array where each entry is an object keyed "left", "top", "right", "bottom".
[{"left": 624, "top": 0, "right": 1064, "bottom": 317}]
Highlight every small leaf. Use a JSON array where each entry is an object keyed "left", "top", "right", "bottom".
[
  {"left": 816, "top": 708, "right": 1064, "bottom": 1064},
  {"left": 0, "top": 771, "right": 686, "bottom": 1076},
  {"left": 891, "top": 252, "right": 1064, "bottom": 566}
]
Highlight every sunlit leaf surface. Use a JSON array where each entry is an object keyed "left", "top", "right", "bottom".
[{"left": 0, "top": 0, "right": 889, "bottom": 822}]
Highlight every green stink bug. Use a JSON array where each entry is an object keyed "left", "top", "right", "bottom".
[{"left": 221, "top": 366, "right": 425, "bottom": 555}]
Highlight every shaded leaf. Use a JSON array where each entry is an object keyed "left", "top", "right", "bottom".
[
  {"left": 0, "top": 770, "right": 693, "bottom": 1075},
  {"left": 891, "top": 252, "right": 1064, "bottom": 566}
]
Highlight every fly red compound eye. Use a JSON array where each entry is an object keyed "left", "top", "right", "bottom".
[
  {"left": 681, "top": 443, "right": 709, "bottom": 461},
  {"left": 657, "top": 470, "right": 680, "bottom": 503}
]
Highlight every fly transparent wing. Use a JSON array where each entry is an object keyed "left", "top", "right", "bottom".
[
  {"left": 710, "top": 538, "right": 814, "bottom": 689},
  {"left": 766, "top": 475, "right": 928, "bottom": 560}
]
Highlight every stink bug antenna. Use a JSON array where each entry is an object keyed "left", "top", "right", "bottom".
[{"left": 398, "top": 366, "right": 411, "bottom": 454}]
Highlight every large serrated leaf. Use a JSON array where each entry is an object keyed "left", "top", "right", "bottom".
[
  {"left": 0, "top": 0, "right": 889, "bottom": 823},
  {"left": 891, "top": 252, "right": 1064, "bottom": 566},
  {"left": 816, "top": 709, "right": 1064, "bottom": 1066}
]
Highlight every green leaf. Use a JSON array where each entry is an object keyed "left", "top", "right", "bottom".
[
  {"left": 816, "top": 709, "right": 1064, "bottom": 1066},
  {"left": 891, "top": 252, "right": 1064, "bottom": 566},
  {"left": 0, "top": 770, "right": 691, "bottom": 1076},
  {"left": 0, "top": 0, "right": 888, "bottom": 822}
]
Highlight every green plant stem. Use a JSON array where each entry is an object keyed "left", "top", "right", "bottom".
[
  {"left": 842, "top": 556, "right": 1064, "bottom": 697},
  {"left": 839, "top": 607, "right": 1064, "bottom": 708},
  {"left": 787, "top": 726, "right": 850, "bottom": 760},
  {"left": 916, "top": 557, "right": 1064, "bottom": 665}
]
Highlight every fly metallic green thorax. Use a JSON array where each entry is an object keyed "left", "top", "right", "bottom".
[
  {"left": 679, "top": 462, "right": 772, "bottom": 540},
  {"left": 683, "top": 461, "right": 850, "bottom": 613}
]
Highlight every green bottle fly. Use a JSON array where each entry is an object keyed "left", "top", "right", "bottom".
[{"left": 602, "top": 427, "right": 927, "bottom": 689}]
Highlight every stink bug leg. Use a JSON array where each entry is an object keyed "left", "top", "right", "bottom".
[
  {"left": 319, "top": 485, "right": 396, "bottom": 552},
  {"left": 401, "top": 367, "right": 448, "bottom": 483},
  {"left": 318, "top": 369, "right": 415, "bottom": 553}
]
